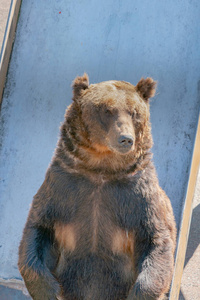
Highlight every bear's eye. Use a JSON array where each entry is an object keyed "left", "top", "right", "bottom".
[
  {"left": 105, "top": 109, "right": 113, "bottom": 115},
  {"left": 128, "top": 110, "right": 136, "bottom": 119},
  {"left": 132, "top": 111, "right": 136, "bottom": 118}
]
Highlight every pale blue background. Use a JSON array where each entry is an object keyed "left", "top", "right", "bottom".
[{"left": 0, "top": 0, "right": 199, "bottom": 280}]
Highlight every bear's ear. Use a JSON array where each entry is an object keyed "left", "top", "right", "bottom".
[
  {"left": 72, "top": 73, "right": 89, "bottom": 100},
  {"left": 136, "top": 77, "right": 157, "bottom": 102}
]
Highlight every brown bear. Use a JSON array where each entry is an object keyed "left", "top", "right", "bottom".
[{"left": 18, "top": 74, "right": 176, "bottom": 300}]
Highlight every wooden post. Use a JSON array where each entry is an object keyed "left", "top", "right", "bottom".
[
  {"left": 0, "top": 0, "right": 22, "bottom": 107},
  {"left": 170, "top": 115, "right": 200, "bottom": 299}
]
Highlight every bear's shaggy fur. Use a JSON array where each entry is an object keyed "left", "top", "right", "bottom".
[{"left": 18, "top": 74, "right": 176, "bottom": 300}]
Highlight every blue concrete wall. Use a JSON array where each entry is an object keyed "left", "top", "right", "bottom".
[{"left": 0, "top": 0, "right": 199, "bottom": 280}]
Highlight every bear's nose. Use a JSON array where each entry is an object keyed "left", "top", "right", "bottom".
[{"left": 118, "top": 135, "right": 134, "bottom": 147}]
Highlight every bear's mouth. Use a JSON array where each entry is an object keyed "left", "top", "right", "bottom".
[
  {"left": 111, "top": 146, "right": 134, "bottom": 155},
  {"left": 108, "top": 143, "right": 134, "bottom": 155}
]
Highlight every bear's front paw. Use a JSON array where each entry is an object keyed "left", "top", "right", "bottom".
[{"left": 126, "top": 280, "right": 157, "bottom": 300}]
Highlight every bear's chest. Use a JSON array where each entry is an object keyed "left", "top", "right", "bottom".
[
  {"left": 55, "top": 174, "right": 142, "bottom": 227},
  {"left": 54, "top": 175, "right": 147, "bottom": 255}
]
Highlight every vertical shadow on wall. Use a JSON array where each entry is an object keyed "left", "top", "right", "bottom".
[
  {"left": 183, "top": 203, "right": 200, "bottom": 267},
  {"left": 178, "top": 202, "right": 200, "bottom": 299},
  {"left": 178, "top": 290, "right": 185, "bottom": 300}
]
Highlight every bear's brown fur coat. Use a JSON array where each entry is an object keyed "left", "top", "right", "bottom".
[{"left": 18, "top": 74, "right": 176, "bottom": 300}]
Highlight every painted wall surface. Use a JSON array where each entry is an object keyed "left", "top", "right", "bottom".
[{"left": 0, "top": 0, "right": 199, "bottom": 280}]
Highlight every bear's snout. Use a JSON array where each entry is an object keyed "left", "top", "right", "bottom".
[
  {"left": 118, "top": 135, "right": 134, "bottom": 147},
  {"left": 108, "top": 131, "right": 135, "bottom": 154},
  {"left": 106, "top": 112, "right": 135, "bottom": 154}
]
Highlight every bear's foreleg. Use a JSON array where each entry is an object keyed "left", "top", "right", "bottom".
[
  {"left": 127, "top": 234, "right": 174, "bottom": 300},
  {"left": 18, "top": 225, "right": 60, "bottom": 300}
]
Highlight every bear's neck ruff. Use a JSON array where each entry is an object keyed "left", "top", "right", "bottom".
[{"left": 55, "top": 130, "right": 152, "bottom": 179}]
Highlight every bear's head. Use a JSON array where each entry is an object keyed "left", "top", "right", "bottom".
[{"left": 59, "top": 74, "right": 156, "bottom": 174}]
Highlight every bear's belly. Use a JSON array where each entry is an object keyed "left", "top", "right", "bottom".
[
  {"left": 53, "top": 182, "right": 137, "bottom": 298},
  {"left": 56, "top": 253, "right": 135, "bottom": 300}
]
